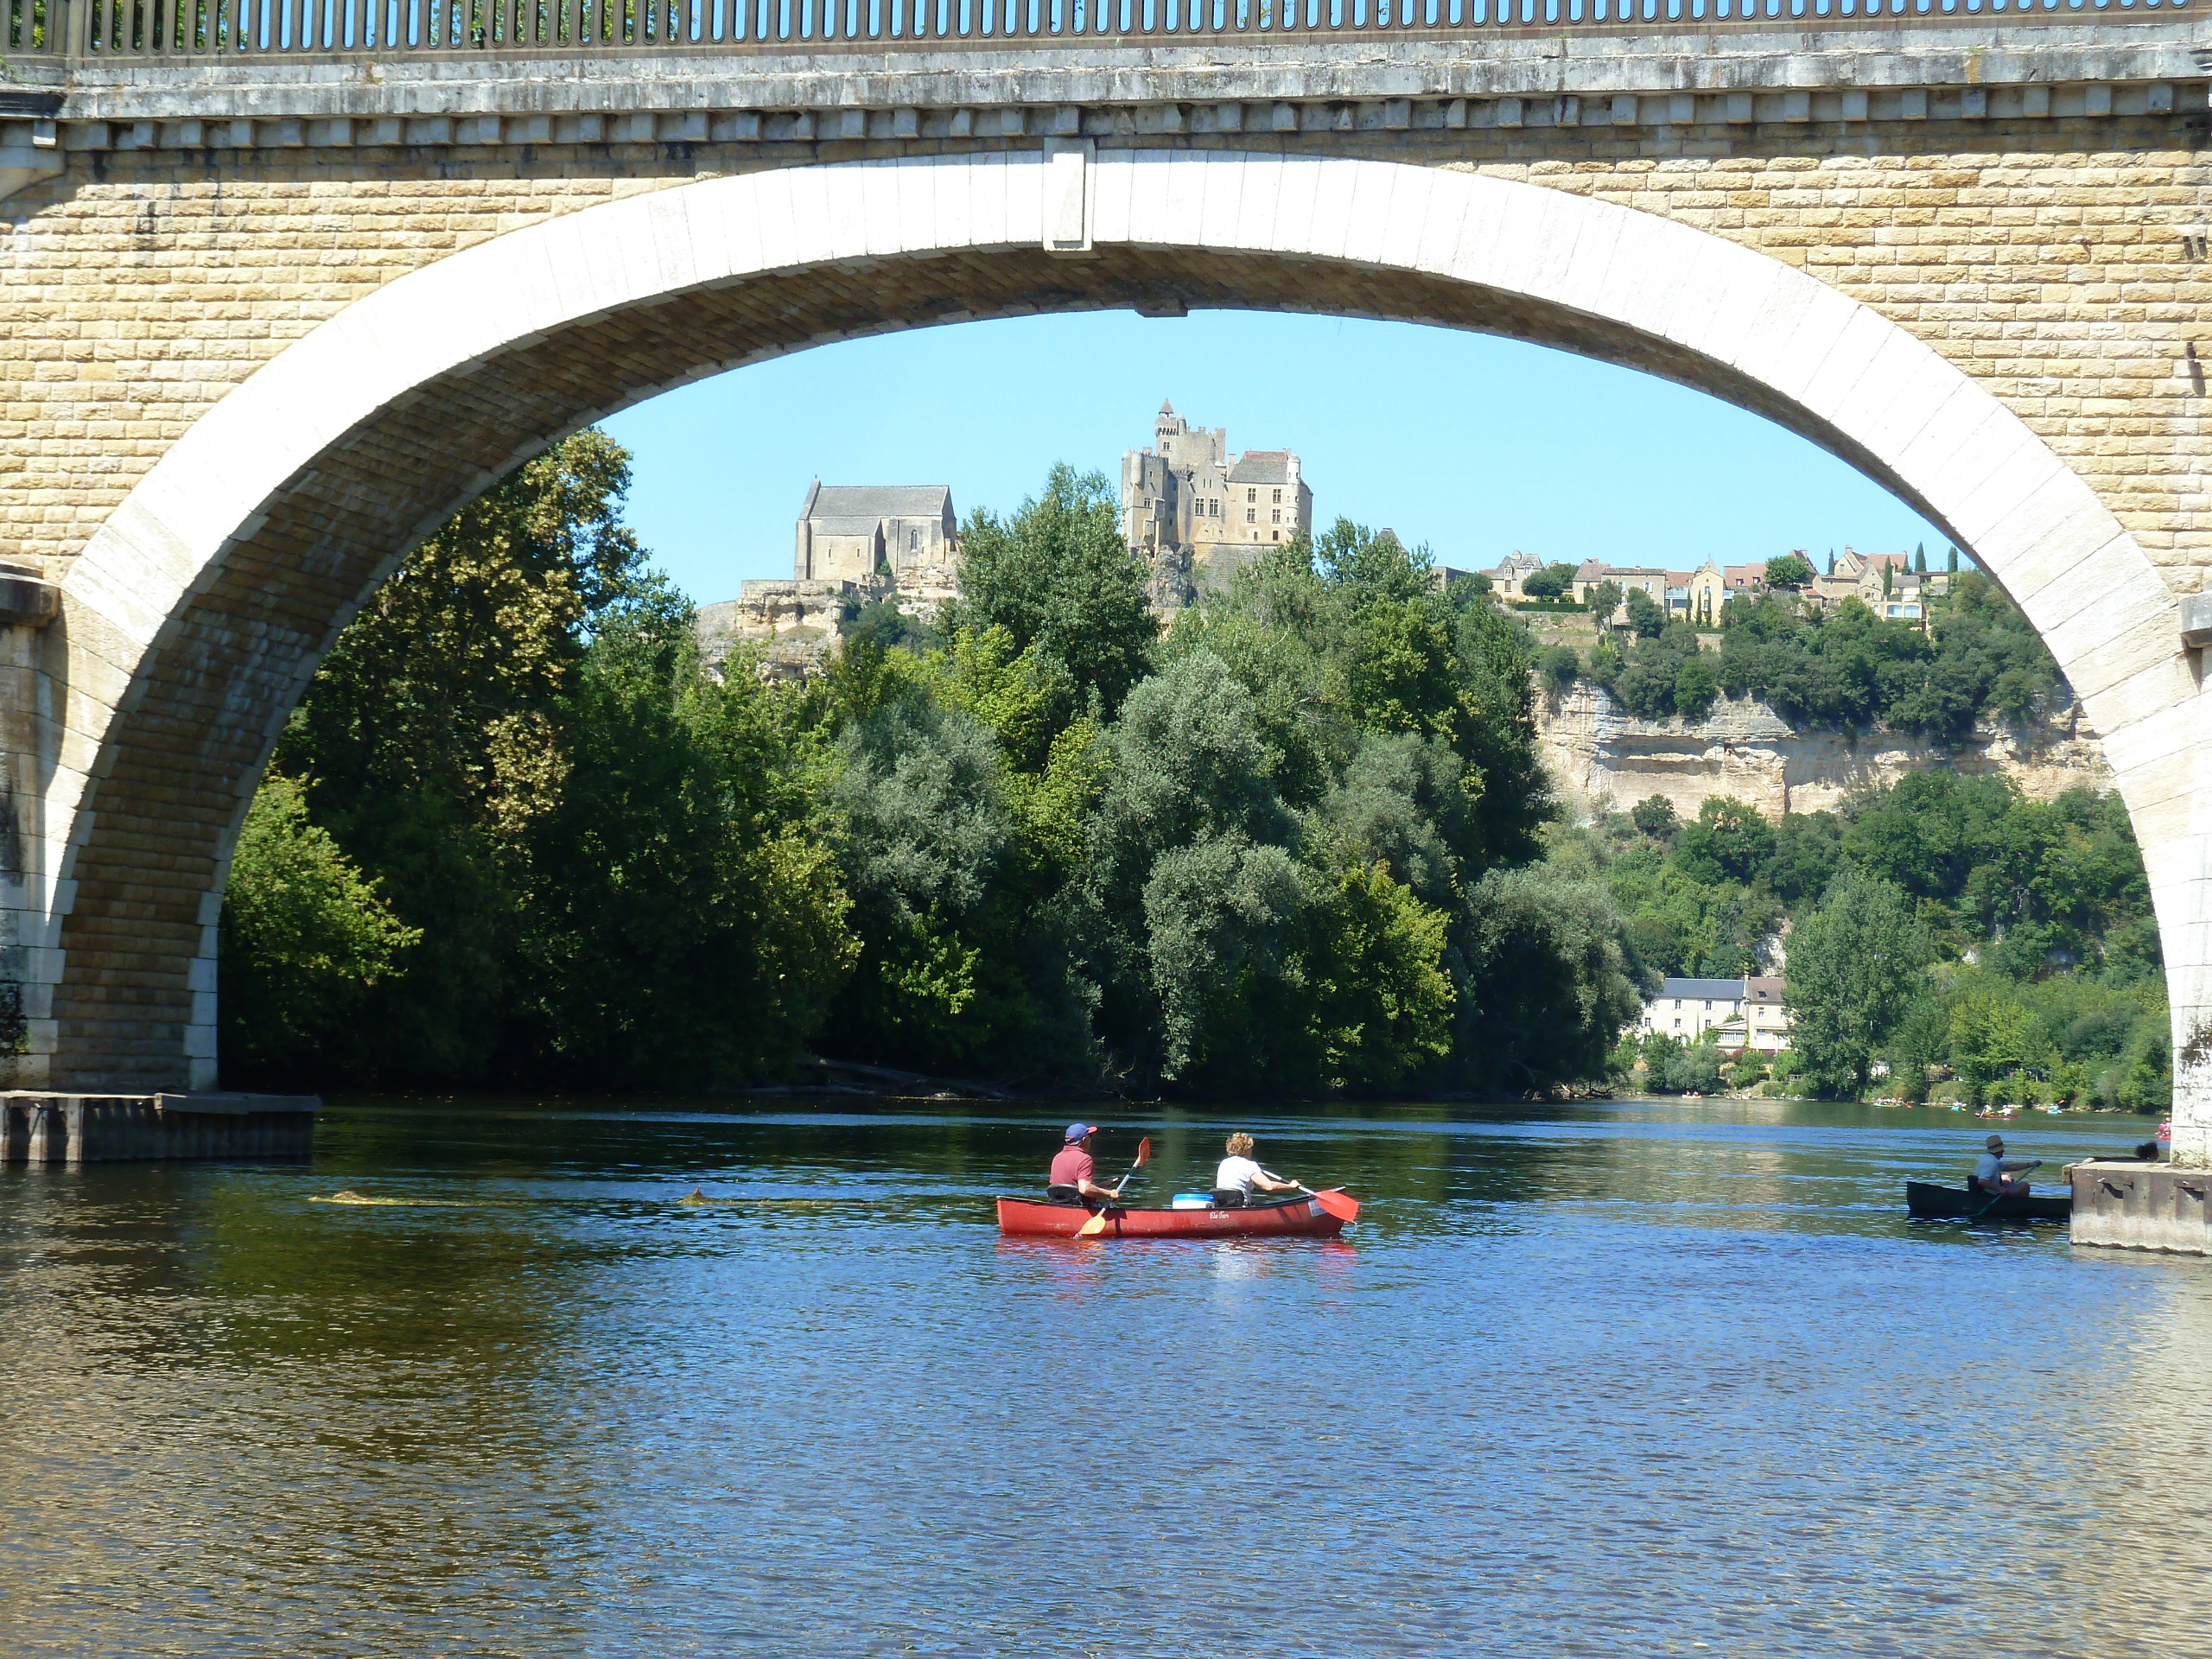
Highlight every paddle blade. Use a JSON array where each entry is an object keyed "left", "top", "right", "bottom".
[
  {"left": 1076, "top": 1209, "right": 1111, "bottom": 1238},
  {"left": 1134, "top": 1135, "right": 1153, "bottom": 1169},
  {"left": 1313, "top": 1187, "right": 1360, "bottom": 1224}
]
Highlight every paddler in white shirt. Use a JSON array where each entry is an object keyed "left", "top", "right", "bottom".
[{"left": 1212, "top": 1134, "right": 1306, "bottom": 1209}]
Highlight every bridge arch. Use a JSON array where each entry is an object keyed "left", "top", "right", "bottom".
[{"left": 37, "top": 149, "right": 2202, "bottom": 1142}]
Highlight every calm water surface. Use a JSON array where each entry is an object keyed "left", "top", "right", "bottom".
[{"left": 3, "top": 1096, "right": 2209, "bottom": 1657}]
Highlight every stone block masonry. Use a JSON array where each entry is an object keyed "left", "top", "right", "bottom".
[
  {"left": 0, "top": 21, "right": 2209, "bottom": 1204},
  {"left": 2069, "top": 1160, "right": 2212, "bottom": 1254}
]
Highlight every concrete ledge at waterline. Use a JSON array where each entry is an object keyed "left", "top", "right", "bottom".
[
  {"left": 2068, "top": 1160, "right": 2212, "bottom": 1255},
  {"left": 1, "top": 1091, "right": 319, "bottom": 1164}
]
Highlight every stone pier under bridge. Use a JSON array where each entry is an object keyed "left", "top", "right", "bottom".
[{"left": 2, "top": 1093, "right": 319, "bottom": 1164}]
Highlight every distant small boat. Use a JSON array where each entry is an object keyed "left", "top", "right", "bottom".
[{"left": 1905, "top": 1180, "right": 2071, "bottom": 1223}]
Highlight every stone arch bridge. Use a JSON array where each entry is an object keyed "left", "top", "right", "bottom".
[{"left": 2, "top": 4, "right": 2209, "bottom": 1163}]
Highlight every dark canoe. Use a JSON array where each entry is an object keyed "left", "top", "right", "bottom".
[
  {"left": 1905, "top": 1180, "right": 2072, "bottom": 1223},
  {"left": 996, "top": 1195, "right": 1345, "bottom": 1240}
]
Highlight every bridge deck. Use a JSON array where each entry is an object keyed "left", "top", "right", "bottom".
[{"left": 4, "top": 0, "right": 2198, "bottom": 73}]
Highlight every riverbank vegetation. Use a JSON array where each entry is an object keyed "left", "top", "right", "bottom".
[
  {"left": 1555, "top": 774, "right": 2170, "bottom": 1110},
  {"left": 220, "top": 438, "right": 1640, "bottom": 1096},
  {"left": 219, "top": 433, "right": 2159, "bottom": 1109},
  {"left": 1571, "top": 574, "right": 2061, "bottom": 740}
]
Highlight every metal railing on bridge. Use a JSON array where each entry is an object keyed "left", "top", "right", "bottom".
[{"left": 3, "top": 0, "right": 2195, "bottom": 66}]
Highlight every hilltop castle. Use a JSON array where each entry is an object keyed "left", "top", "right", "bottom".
[{"left": 1122, "top": 401, "right": 1313, "bottom": 609}]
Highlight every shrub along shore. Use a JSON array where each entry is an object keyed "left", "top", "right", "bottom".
[{"left": 219, "top": 434, "right": 2169, "bottom": 1110}]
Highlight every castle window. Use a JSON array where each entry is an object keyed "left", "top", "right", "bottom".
[
  {"left": 1247, "top": 508, "right": 1255, "bottom": 524},
  {"left": 1271, "top": 510, "right": 1281, "bottom": 524},
  {"left": 1273, "top": 489, "right": 1282, "bottom": 504},
  {"left": 1247, "top": 488, "right": 1256, "bottom": 503}
]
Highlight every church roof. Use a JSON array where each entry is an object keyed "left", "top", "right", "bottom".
[
  {"left": 1228, "top": 448, "right": 1297, "bottom": 484},
  {"left": 804, "top": 485, "right": 953, "bottom": 523}
]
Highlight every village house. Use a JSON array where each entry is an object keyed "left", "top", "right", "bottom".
[
  {"left": 1807, "top": 546, "right": 1949, "bottom": 623},
  {"left": 1485, "top": 551, "right": 1543, "bottom": 599},
  {"left": 1639, "top": 976, "right": 1792, "bottom": 1055},
  {"left": 1680, "top": 559, "right": 1728, "bottom": 626},
  {"left": 1573, "top": 563, "right": 1680, "bottom": 606}
]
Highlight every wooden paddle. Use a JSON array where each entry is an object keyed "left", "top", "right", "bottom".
[{"left": 1075, "top": 1135, "right": 1152, "bottom": 1237}]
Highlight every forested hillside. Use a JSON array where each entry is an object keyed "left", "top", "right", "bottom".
[
  {"left": 1568, "top": 574, "right": 2060, "bottom": 737},
  {"left": 1554, "top": 778, "right": 2169, "bottom": 1109},
  {"left": 219, "top": 438, "right": 1640, "bottom": 1096},
  {"left": 218, "top": 432, "right": 2164, "bottom": 1108}
]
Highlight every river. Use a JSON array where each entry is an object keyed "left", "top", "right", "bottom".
[{"left": 3, "top": 1095, "right": 2209, "bottom": 1657}]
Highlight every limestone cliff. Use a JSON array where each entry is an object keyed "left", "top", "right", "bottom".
[{"left": 1536, "top": 682, "right": 2113, "bottom": 823}]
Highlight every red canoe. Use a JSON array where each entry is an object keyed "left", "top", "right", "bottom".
[{"left": 996, "top": 1195, "right": 1346, "bottom": 1240}]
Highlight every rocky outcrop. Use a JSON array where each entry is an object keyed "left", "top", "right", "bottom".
[{"left": 1536, "top": 682, "right": 2113, "bottom": 822}]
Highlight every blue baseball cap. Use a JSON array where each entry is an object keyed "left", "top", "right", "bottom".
[{"left": 1065, "top": 1122, "right": 1099, "bottom": 1141}]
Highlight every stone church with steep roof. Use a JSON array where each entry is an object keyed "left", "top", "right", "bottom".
[{"left": 696, "top": 480, "right": 960, "bottom": 679}]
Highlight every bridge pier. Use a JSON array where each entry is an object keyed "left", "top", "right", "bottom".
[
  {"left": 0, "top": 1093, "right": 318, "bottom": 1164},
  {"left": 2069, "top": 1161, "right": 2212, "bottom": 1255}
]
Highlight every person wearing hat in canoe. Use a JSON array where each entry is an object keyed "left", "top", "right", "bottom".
[
  {"left": 1212, "top": 1134, "right": 1306, "bottom": 1209},
  {"left": 1971, "top": 1133, "right": 2040, "bottom": 1198},
  {"left": 1047, "top": 1123, "right": 1122, "bottom": 1206}
]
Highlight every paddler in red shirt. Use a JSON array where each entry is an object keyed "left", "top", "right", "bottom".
[{"left": 1046, "top": 1122, "right": 1122, "bottom": 1206}]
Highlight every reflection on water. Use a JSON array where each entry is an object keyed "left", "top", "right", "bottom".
[{"left": 3, "top": 1096, "right": 2209, "bottom": 1657}]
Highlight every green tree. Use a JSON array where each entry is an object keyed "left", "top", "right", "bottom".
[
  {"left": 1519, "top": 561, "right": 1580, "bottom": 601},
  {"left": 252, "top": 430, "right": 856, "bottom": 1087},
  {"left": 1624, "top": 588, "right": 1665, "bottom": 638},
  {"left": 1630, "top": 795, "right": 1678, "bottom": 840},
  {"left": 1764, "top": 811, "right": 1842, "bottom": 903},
  {"left": 1541, "top": 644, "right": 1580, "bottom": 694},
  {"left": 943, "top": 461, "right": 1158, "bottom": 718},
  {"left": 1786, "top": 867, "right": 1930, "bottom": 1097},
  {"left": 1457, "top": 865, "right": 1644, "bottom": 1092},
  {"left": 1675, "top": 797, "right": 1777, "bottom": 886},
  {"left": 1673, "top": 649, "right": 1719, "bottom": 721},
  {"left": 1765, "top": 553, "right": 1815, "bottom": 588},
  {"left": 1075, "top": 649, "right": 1299, "bottom": 1077},
  {"left": 1586, "top": 579, "right": 1624, "bottom": 624},
  {"left": 1948, "top": 990, "right": 2047, "bottom": 1088},
  {"left": 1297, "top": 859, "right": 1457, "bottom": 1091},
  {"left": 220, "top": 774, "right": 421, "bottom": 1084}
]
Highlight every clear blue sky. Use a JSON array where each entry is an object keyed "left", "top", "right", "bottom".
[{"left": 602, "top": 308, "right": 1948, "bottom": 605}]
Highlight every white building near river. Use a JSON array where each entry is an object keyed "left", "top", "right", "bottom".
[{"left": 1639, "top": 976, "right": 1791, "bottom": 1055}]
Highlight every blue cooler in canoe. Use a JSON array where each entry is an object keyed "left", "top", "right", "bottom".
[{"left": 1169, "top": 1192, "right": 1215, "bottom": 1211}]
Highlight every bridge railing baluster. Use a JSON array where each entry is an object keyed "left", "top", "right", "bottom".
[{"left": 9, "top": 0, "right": 2190, "bottom": 70}]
